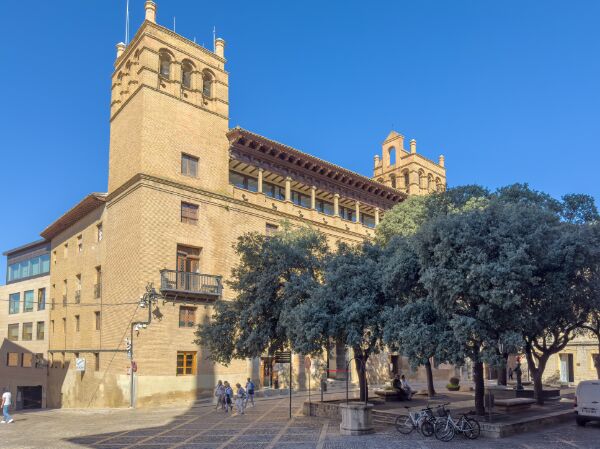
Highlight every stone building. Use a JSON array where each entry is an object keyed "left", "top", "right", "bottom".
[
  {"left": 40, "top": 1, "right": 446, "bottom": 408},
  {"left": 0, "top": 240, "right": 51, "bottom": 409}
]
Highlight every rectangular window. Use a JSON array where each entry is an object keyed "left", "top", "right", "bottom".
[
  {"left": 77, "top": 235, "right": 83, "bottom": 253},
  {"left": 181, "top": 153, "right": 199, "bottom": 177},
  {"left": 34, "top": 353, "right": 44, "bottom": 368},
  {"left": 266, "top": 223, "right": 279, "bottom": 236},
  {"left": 94, "top": 353, "right": 100, "bottom": 371},
  {"left": 97, "top": 223, "right": 103, "bottom": 242},
  {"left": 75, "top": 274, "right": 81, "bottom": 303},
  {"left": 291, "top": 191, "right": 310, "bottom": 208},
  {"left": 339, "top": 206, "right": 355, "bottom": 222},
  {"left": 181, "top": 202, "right": 199, "bottom": 225},
  {"left": 176, "top": 351, "right": 197, "bottom": 375},
  {"left": 7, "top": 324, "right": 19, "bottom": 341},
  {"left": 8, "top": 293, "right": 20, "bottom": 314},
  {"left": 229, "top": 171, "right": 258, "bottom": 192},
  {"left": 361, "top": 214, "right": 376, "bottom": 228},
  {"left": 24, "top": 290, "right": 34, "bottom": 312},
  {"left": 22, "top": 353, "right": 33, "bottom": 368},
  {"left": 62, "top": 318, "right": 66, "bottom": 333},
  {"left": 22, "top": 322, "right": 33, "bottom": 341},
  {"left": 7, "top": 353, "right": 18, "bottom": 367},
  {"left": 51, "top": 320, "right": 54, "bottom": 333},
  {"left": 317, "top": 199, "right": 334, "bottom": 216},
  {"left": 6, "top": 254, "right": 50, "bottom": 282},
  {"left": 264, "top": 182, "right": 285, "bottom": 201},
  {"left": 95, "top": 311, "right": 101, "bottom": 330},
  {"left": 38, "top": 288, "right": 46, "bottom": 310},
  {"left": 94, "top": 267, "right": 102, "bottom": 299},
  {"left": 75, "top": 315, "right": 80, "bottom": 332},
  {"left": 179, "top": 306, "right": 196, "bottom": 328},
  {"left": 37, "top": 321, "right": 45, "bottom": 340}
]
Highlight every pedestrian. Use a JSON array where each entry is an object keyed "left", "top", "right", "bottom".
[
  {"left": 245, "top": 378, "right": 255, "bottom": 408},
  {"left": 235, "top": 383, "right": 246, "bottom": 415},
  {"left": 214, "top": 380, "right": 225, "bottom": 410},
  {"left": 1, "top": 388, "right": 13, "bottom": 424},
  {"left": 223, "top": 381, "right": 233, "bottom": 413},
  {"left": 508, "top": 367, "right": 513, "bottom": 381},
  {"left": 400, "top": 375, "right": 413, "bottom": 400}
]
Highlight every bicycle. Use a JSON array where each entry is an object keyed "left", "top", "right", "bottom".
[
  {"left": 395, "top": 403, "right": 441, "bottom": 437},
  {"left": 433, "top": 408, "right": 480, "bottom": 442}
]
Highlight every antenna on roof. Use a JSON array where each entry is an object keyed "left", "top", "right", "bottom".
[
  {"left": 213, "top": 26, "right": 216, "bottom": 51},
  {"left": 125, "top": 0, "right": 130, "bottom": 44}
]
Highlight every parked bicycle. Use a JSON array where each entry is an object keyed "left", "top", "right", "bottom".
[
  {"left": 433, "top": 407, "right": 480, "bottom": 441},
  {"left": 395, "top": 403, "right": 448, "bottom": 437}
]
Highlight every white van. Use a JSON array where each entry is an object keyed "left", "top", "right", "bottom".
[{"left": 575, "top": 380, "right": 600, "bottom": 426}]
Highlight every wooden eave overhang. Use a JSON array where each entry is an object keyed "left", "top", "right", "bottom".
[
  {"left": 40, "top": 193, "right": 107, "bottom": 241},
  {"left": 227, "top": 127, "right": 405, "bottom": 210}
]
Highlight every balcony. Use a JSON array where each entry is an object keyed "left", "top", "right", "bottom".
[
  {"left": 160, "top": 270, "right": 222, "bottom": 300},
  {"left": 94, "top": 283, "right": 102, "bottom": 299}
]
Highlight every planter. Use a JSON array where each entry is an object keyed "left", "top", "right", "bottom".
[{"left": 339, "top": 402, "right": 375, "bottom": 436}]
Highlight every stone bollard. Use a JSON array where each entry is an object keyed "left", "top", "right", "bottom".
[{"left": 339, "top": 402, "right": 375, "bottom": 435}]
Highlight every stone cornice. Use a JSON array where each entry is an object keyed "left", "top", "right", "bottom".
[{"left": 107, "top": 173, "right": 374, "bottom": 240}]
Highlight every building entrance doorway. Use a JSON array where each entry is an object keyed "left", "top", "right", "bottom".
[
  {"left": 16, "top": 386, "right": 42, "bottom": 410},
  {"left": 559, "top": 353, "right": 574, "bottom": 383},
  {"left": 260, "top": 356, "right": 275, "bottom": 388}
]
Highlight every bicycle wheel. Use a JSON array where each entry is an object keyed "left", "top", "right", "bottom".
[
  {"left": 395, "top": 415, "right": 415, "bottom": 434},
  {"left": 420, "top": 418, "right": 435, "bottom": 437},
  {"left": 434, "top": 419, "right": 455, "bottom": 442},
  {"left": 463, "top": 418, "right": 481, "bottom": 440}
]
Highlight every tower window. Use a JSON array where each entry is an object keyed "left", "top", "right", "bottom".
[
  {"left": 202, "top": 71, "right": 213, "bottom": 97},
  {"left": 159, "top": 51, "right": 172, "bottom": 78},
  {"left": 182, "top": 60, "right": 193, "bottom": 89},
  {"left": 181, "top": 153, "right": 199, "bottom": 177}
]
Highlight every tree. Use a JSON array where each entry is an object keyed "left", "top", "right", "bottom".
[
  {"left": 413, "top": 200, "right": 546, "bottom": 415},
  {"left": 284, "top": 242, "right": 392, "bottom": 402},
  {"left": 195, "top": 225, "right": 327, "bottom": 365}
]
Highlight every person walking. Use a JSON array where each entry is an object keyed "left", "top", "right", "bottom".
[
  {"left": 223, "top": 381, "right": 233, "bottom": 413},
  {"left": 400, "top": 375, "right": 413, "bottom": 400},
  {"left": 1, "top": 389, "right": 13, "bottom": 424},
  {"left": 214, "top": 380, "right": 225, "bottom": 411},
  {"left": 235, "top": 383, "right": 246, "bottom": 415},
  {"left": 245, "top": 378, "right": 255, "bottom": 408}
]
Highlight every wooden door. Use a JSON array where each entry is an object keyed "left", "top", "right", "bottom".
[{"left": 176, "top": 245, "right": 200, "bottom": 290}]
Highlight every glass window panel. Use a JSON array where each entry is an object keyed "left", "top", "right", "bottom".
[
  {"left": 317, "top": 200, "right": 334, "bottom": 216},
  {"left": 24, "top": 290, "right": 34, "bottom": 312},
  {"left": 20, "top": 260, "right": 30, "bottom": 278},
  {"left": 361, "top": 214, "right": 375, "bottom": 228},
  {"left": 9, "top": 293, "right": 20, "bottom": 314},
  {"left": 31, "top": 257, "right": 40, "bottom": 276},
  {"left": 7, "top": 353, "right": 18, "bottom": 366},
  {"left": 37, "top": 321, "right": 45, "bottom": 340},
  {"left": 246, "top": 176, "right": 258, "bottom": 192},
  {"left": 41, "top": 254, "right": 50, "bottom": 273},
  {"left": 8, "top": 324, "right": 19, "bottom": 341},
  {"left": 38, "top": 288, "right": 46, "bottom": 310},
  {"left": 264, "top": 182, "right": 285, "bottom": 200},
  {"left": 22, "top": 323, "right": 33, "bottom": 341}
]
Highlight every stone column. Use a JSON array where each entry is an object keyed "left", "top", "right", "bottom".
[
  {"left": 310, "top": 186, "right": 316, "bottom": 209},
  {"left": 257, "top": 168, "right": 264, "bottom": 193},
  {"left": 355, "top": 201, "right": 360, "bottom": 223},
  {"left": 285, "top": 177, "right": 292, "bottom": 202},
  {"left": 333, "top": 194, "right": 340, "bottom": 216},
  {"left": 408, "top": 170, "right": 420, "bottom": 195},
  {"left": 375, "top": 208, "right": 380, "bottom": 225}
]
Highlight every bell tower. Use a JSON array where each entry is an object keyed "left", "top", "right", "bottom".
[
  {"left": 107, "top": 1, "right": 230, "bottom": 194},
  {"left": 372, "top": 130, "right": 447, "bottom": 195}
]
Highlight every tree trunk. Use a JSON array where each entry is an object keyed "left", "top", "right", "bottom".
[
  {"left": 497, "top": 353, "right": 508, "bottom": 386},
  {"left": 353, "top": 348, "right": 368, "bottom": 402},
  {"left": 595, "top": 346, "right": 600, "bottom": 380},
  {"left": 425, "top": 359, "right": 436, "bottom": 397},
  {"left": 473, "top": 361, "right": 485, "bottom": 416},
  {"left": 525, "top": 348, "right": 548, "bottom": 406}
]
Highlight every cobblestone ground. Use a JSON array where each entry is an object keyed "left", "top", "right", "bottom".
[{"left": 1, "top": 396, "right": 599, "bottom": 449}]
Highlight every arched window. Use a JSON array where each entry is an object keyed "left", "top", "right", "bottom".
[
  {"left": 159, "top": 50, "right": 171, "bottom": 79},
  {"left": 403, "top": 170, "right": 409, "bottom": 191},
  {"left": 435, "top": 178, "right": 443, "bottom": 192},
  {"left": 182, "top": 60, "right": 194, "bottom": 89},
  {"left": 427, "top": 174, "right": 433, "bottom": 192},
  {"left": 390, "top": 174, "right": 396, "bottom": 189},
  {"left": 388, "top": 146, "right": 396, "bottom": 166},
  {"left": 202, "top": 70, "right": 213, "bottom": 97}
]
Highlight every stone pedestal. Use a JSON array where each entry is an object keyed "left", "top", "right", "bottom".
[{"left": 339, "top": 402, "right": 375, "bottom": 435}]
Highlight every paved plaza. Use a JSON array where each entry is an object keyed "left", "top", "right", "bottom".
[{"left": 1, "top": 395, "right": 600, "bottom": 449}]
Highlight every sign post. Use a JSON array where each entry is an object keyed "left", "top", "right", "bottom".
[{"left": 275, "top": 351, "right": 292, "bottom": 419}]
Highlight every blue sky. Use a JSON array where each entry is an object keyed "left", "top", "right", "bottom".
[{"left": 1, "top": 0, "right": 599, "bottom": 281}]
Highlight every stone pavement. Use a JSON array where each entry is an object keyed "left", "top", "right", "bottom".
[{"left": 1, "top": 394, "right": 599, "bottom": 449}]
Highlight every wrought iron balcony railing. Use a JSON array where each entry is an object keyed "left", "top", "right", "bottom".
[{"left": 160, "top": 270, "right": 222, "bottom": 298}]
